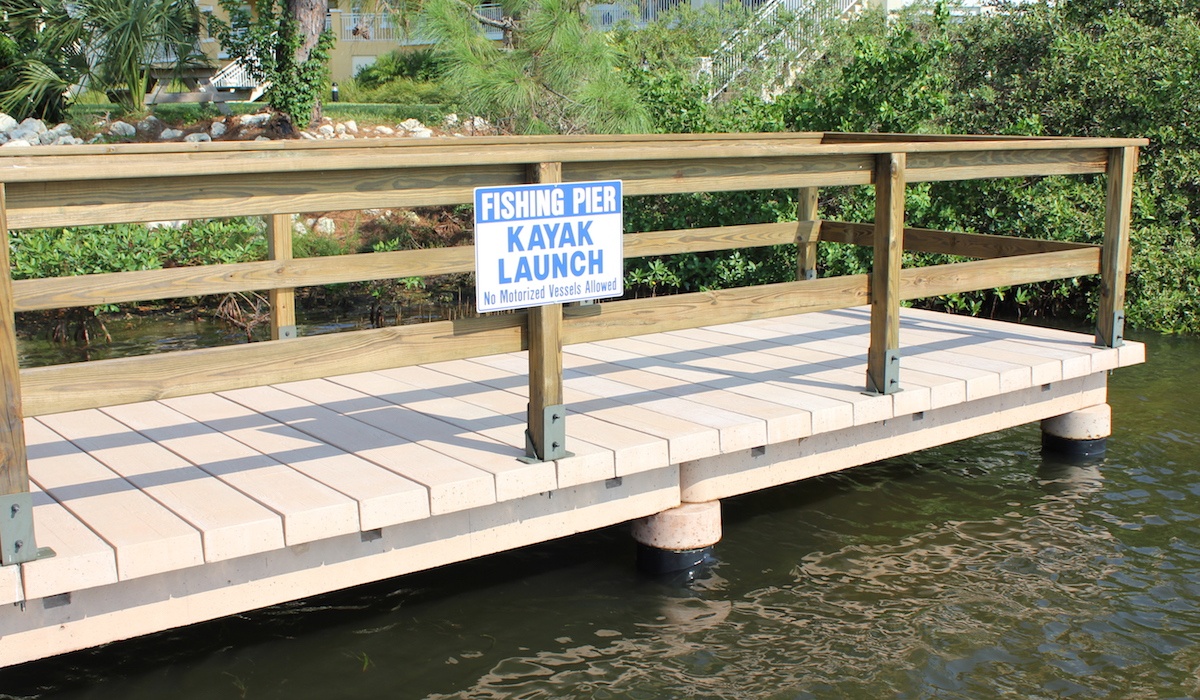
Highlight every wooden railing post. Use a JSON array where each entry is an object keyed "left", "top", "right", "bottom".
[
  {"left": 1096, "top": 146, "right": 1137, "bottom": 348},
  {"left": 795, "top": 186, "right": 820, "bottom": 280},
  {"left": 267, "top": 214, "right": 297, "bottom": 340},
  {"left": 866, "top": 153, "right": 905, "bottom": 395},
  {"left": 0, "top": 184, "right": 52, "bottom": 566},
  {"left": 524, "top": 163, "right": 570, "bottom": 462}
]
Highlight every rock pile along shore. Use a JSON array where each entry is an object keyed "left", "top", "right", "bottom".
[{"left": 0, "top": 111, "right": 493, "bottom": 148}]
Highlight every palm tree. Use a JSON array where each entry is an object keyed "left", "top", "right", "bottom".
[
  {"left": 0, "top": 0, "right": 89, "bottom": 121},
  {"left": 72, "top": 0, "right": 208, "bottom": 113},
  {"left": 0, "top": 0, "right": 206, "bottom": 119}
]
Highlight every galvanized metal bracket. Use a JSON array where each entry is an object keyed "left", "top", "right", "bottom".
[
  {"left": 865, "top": 349, "right": 901, "bottom": 396},
  {"left": 0, "top": 493, "right": 55, "bottom": 567},
  {"left": 1095, "top": 311, "right": 1125, "bottom": 348},
  {"left": 276, "top": 325, "right": 298, "bottom": 340},
  {"left": 521, "top": 403, "right": 572, "bottom": 463}
]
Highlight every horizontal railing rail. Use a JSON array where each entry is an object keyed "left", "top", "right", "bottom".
[{"left": 0, "top": 132, "right": 1144, "bottom": 566}]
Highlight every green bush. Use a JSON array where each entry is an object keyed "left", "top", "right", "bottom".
[
  {"left": 10, "top": 218, "right": 266, "bottom": 282},
  {"left": 355, "top": 49, "right": 445, "bottom": 86}
]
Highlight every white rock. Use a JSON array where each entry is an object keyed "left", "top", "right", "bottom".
[
  {"left": 8, "top": 128, "right": 35, "bottom": 143},
  {"left": 0, "top": 114, "right": 17, "bottom": 134},
  {"left": 343, "top": 120, "right": 358, "bottom": 134},
  {"left": 51, "top": 123, "right": 72, "bottom": 135},
  {"left": 1, "top": 139, "right": 32, "bottom": 148},
  {"left": 293, "top": 221, "right": 309, "bottom": 235},
  {"left": 146, "top": 220, "right": 186, "bottom": 230},
  {"left": 338, "top": 133, "right": 355, "bottom": 140},
  {"left": 443, "top": 113, "right": 460, "bottom": 128},
  {"left": 254, "top": 135, "right": 271, "bottom": 141},
  {"left": 160, "top": 128, "right": 183, "bottom": 140},
  {"left": 398, "top": 118, "right": 424, "bottom": 131},
  {"left": 318, "top": 124, "right": 335, "bottom": 137},
  {"left": 314, "top": 217, "right": 337, "bottom": 235},
  {"left": 19, "top": 118, "right": 47, "bottom": 134},
  {"left": 109, "top": 121, "right": 136, "bottom": 137},
  {"left": 299, "top": 131, "right": 317, "bottom": 140},
  {"left": 305, "top": 218, "right": 317, "bottom": 228},
  {"left": 410, "top": 128, "right": 433, "bottom": 138},
  {"left": 0, "top": 133, "right": 7, "bottom": 145},
  {"left": 137, "top": 115, "right": 162, "bottom": 132},
  {"left": 210, "top": 121, "right": 227, "bottom": 137},
  {"left": 184, "top": 132, "right": 211, "bottom": 142},
  {"left": 38, "top": 131, "right": 57, "bottom": 145},
  {"left": 467, "top": 116, "right": 490, "bottom": 131},
  {"left": 240, "top": 113, "right": 271, "bottom": 127},
  {"left": 374, "top": 126, "right": 395, "bottom": 136},
  {"left": 334, "top": 123, "right": 346, "bottom": 135}
]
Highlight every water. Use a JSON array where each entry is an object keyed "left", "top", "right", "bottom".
[
  {"left": 2, "top": 331, "right": 1198, "bottom": 698},
  {"left": 15, "top": 302, "right": 454, "bottom": 368}
]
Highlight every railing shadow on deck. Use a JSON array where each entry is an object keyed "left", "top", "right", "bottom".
[{"left": 0, "top": 130, "right": 1145, "bottom": 565}]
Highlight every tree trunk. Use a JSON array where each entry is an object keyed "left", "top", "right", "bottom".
[
  {"left": 287, "top": 0, "right": 327, "bottom": 64},
  {"left": 287, "top": 0, "right": 328, "bottom": 125}
]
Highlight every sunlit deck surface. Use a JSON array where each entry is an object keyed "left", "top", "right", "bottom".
[{"left": 1, "top": 307, "right": 1143, "bottom": 664}]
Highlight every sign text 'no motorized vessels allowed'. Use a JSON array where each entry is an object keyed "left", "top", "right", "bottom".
[{"left": 474, "top": 181, "right": 623, "bottom": 313}]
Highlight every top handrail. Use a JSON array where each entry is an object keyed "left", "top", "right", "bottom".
[{"left": 0, "top": 133, "right": 1146, "bottom": 186}]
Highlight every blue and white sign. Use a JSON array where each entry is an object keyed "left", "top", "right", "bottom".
[{"left": 474, "top": 180, "right": 623, "bottom": 313}]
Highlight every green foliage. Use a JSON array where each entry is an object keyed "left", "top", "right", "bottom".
[
  {"left": 623, "top": 190, "right": 798, "bottom": 295},
  {"left": 936, "top": 1, "right": 1200, "bottom": 331},
  {"left": 355, "top": 48, "right": 446, "bottom": 86},
  {"left": 1, "top": 0, "right": 205, "bottom": 118},
  {"left": 208, "top": 0, "right": 334, "bottom": 125},
  {"left": 778, "top": 3, "right": 951, "bottom": 133},
  {"left": 322, "top": 102, "right": 453, "bottom": 124},
  {"left": 293, "top": 230, "right": 351, "bottom": 259},
  {"left": 337, "top": 76, "right": 450, "bottom": 105},
  {"left": 421, "top": 0, "right": 650, "bottom": 133},
  {"left": 9, "top": 218, "right": 266, "bottom": 282},
  {"left": 609, "top": 0, "right": 1199, "bottom": 333},
  {"left": 0, "top": 0, "right": 89, "bottom": 120}
]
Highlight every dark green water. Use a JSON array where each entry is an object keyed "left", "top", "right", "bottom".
[{"left": 2, "top": 331, "right": 1198, "bottom": 699}]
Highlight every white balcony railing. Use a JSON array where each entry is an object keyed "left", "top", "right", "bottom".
[{"left": 339, "top": 7, "right": 504, "bottom": 44}]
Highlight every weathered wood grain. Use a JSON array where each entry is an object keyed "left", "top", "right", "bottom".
[
  {"left": 819, "top": 221, "right": 1098, "bottom": 259},
  {"left": 565, "top": 155, "right": 875, "bottom": 196},
  {"left": 868, "top": 153, "right": 905, "bottom": 395},
  {"left": 0, "top": 185, "right": 27, "bottom": 496},
  {"left": 795, "top": 187, "right": 820, "bottom": 280},
  {"left": 14, "top": 223, "right": 801, "bottom": 312},
  {"left": 526, "top": 162, "right": 566, "bottom": 461},
  {"left": 1097, "top": 146, "right": 1136, "bottom": 347},
  {"left": 899, "top": 247, "right": 1101, "bottom": 299},
  {"left": 905, "top": 148, "right": 1108, "bottom": 182},
  {"left": 267, "top": 213, "right": 295, "bottom": 341}
]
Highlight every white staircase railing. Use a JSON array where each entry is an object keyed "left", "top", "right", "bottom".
[
  {"left": 207, "top": 58, "right": 256, "bottom": 89},
  {"left": 705, "top": 0, "right": 862, "bottom": 101}
]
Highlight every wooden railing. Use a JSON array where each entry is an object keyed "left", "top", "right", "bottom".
[{"left": 0, "top": 132, "right": 1144, "bottom": 565}]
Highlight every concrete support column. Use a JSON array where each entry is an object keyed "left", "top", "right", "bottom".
[
  {"left": 631, "top": 501, "right": 721, "bottom": 575},
  {"left": 1042, "top": 403, "right": 1111, "bottom": 459}
]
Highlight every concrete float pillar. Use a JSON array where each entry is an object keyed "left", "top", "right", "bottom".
[
  {"left": 631, "top": 501, "right": 721, "bottom": 575},
  {"left": 1042, "top": 403, "right": 1111, "bottom": 459}
]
